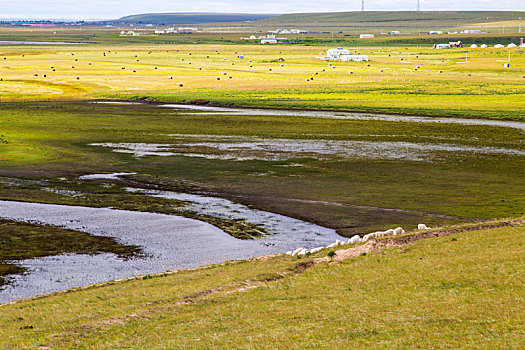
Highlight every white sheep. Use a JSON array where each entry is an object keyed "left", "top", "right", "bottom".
[
  {"left": 297, "top": 248, "right": 308, "bottom": 256},
  {"left": 418, "top": 224, "right": 429, "bottom": 230},
  {"left": 309, "top": 247, "right": 324, "bottom": 254},
  {"left": 348, "top": 235, "right": 361, "bottom": 244},
  {"left": 336, "top": 239, "right": 343, "bottom": 246},
  {"left": 394, "top": 227, "right": 404, "bottom": 235},
  {"left": 292, "top": 247, "right": 305, "bottom": 256}
]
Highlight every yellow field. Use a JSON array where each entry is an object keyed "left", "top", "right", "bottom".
[{"left": 0, "top": 43, "right": 524, "bottom": 118}]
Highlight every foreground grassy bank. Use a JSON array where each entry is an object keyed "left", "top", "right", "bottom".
[{"left": 1, "top": 221, "right": 523, "bottom": 348}]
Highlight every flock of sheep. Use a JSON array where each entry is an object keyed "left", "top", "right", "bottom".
[{"left": 286, "top": 223, "right": 430, "bottom": 257}]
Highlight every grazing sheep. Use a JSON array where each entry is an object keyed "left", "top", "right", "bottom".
[
  {"left": 394, "top": 227, "right": 404, "bottom": 235},
  {"left": 363, "top": 232, "right": 378, "bottom": 241},
  {"left": 418, "top": 224, "right": 429, "bottom": 230},
  {"left": 309, "top": 247, "right": 324, "bottom": 254},
  {"left": 168, "top": 76, "right": 173, "bottom": 79},
  {"left": 348, "top": 235, "right": 361, "bottom": 244},
  {"left": 292, "top": 247, "right": 305, "bottom": 256}
]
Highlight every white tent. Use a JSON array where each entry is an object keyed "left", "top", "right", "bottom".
[
  {"left": 470, "top": 44, "right": 478, "bottom": 48},
  {"left": 480, "top": 44, "right": 488, "bottom": 48},
  {"left": 494, "top": 44, "right": 505, "bottom": 48},
  {"left": 341, "top": 55, "right": 369, "bottom": 62},
  {"left": 327, "top": 48, "right": 350, "bottom": 59},
  {"left": 520, "top": 44, "right": 525, "bottom": 49},
  {"left": 507, "top": 43, "right": 517, "bottom": 48}
]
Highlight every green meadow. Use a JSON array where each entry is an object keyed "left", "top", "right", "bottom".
[
  {"left": 1, "top": 222, "right": 524, "bottom": 348},
  {"left": 0, "top": 24, "right": 524, "bottom": 348}
]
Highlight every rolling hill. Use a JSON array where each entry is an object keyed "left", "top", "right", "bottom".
[
  {"left": 117, "top": 12, "right": 278, "bottom": 25},
  {"left": 256, "top": 11, "right": 525, "bottom": 27}
]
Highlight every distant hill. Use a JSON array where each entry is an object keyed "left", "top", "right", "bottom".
[
  {"left": 117, "top": 13, "right": 278, "bottom": 25},
  {"left": 256, "top": 11, "right": 525, "bottom": 27}
]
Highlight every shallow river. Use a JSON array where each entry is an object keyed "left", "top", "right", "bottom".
[{"left": 0, "top": 198, "right": 340, "bottom": 303}]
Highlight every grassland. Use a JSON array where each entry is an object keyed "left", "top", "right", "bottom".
[
  {"left": 0, "top": 36, "right": 524, "bottom": 120},
  {"left": 0, "top": 23, "right": 523, "bottom": 348},
  {"left": 257, "top": 11, "right": 525, "bottom": 27},
  {"left": 0, "top": 102, "right": 523, "bottom": 237},
  {"left": 1, "top": 221, "right": 523, "bottom": 348}
]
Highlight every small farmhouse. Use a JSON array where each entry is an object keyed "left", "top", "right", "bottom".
[{"left": 449, "top": 41, "right": 463, "bottom": 48}]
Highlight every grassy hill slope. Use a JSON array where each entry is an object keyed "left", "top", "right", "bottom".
[
  {"left": 117, "top": 12, "right": 278, "bottom": 25},
  {"left": 1, "top": 221, "right": 524, "bottom": 348},
  {"left": 257, "top": 11, "right": 525, "bottom": 27}
]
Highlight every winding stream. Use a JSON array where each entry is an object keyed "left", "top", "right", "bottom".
[{"left": 0, "top": 196, "right": 340, "bottom": 303}]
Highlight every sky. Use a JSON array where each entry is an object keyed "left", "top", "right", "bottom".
[{"left": 0, "top": 0, "right": 522, "bottom": 20}]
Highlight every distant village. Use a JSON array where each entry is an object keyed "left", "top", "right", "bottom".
[{"left": 120, "top": 27, "right": 199, "bottom": 36}]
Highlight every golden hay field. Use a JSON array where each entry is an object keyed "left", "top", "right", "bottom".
[{"left": 1, "top": 42, "right": 524, "bottom": 118}]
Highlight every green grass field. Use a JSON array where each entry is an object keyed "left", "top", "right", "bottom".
[
  {"left": 0, "top": 101, "right": 523, "bottom": 235},
  {"left": 1, "top": 222, "right": 523, "bottom": 348},
  {"left": 0, "top": 24, "right": 523, "bottom": 348}
]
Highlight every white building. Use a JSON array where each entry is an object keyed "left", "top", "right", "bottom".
[
  {"left": 291, "top": 29, "right": 308, "bottom": 34},
  {"left": 155, "top": 30, "right": 165, "bottom": 34},
  {"left": 434, "top": 43, "right": 449, "bottom": 49},
  {"left": 326, "top": 47, "right": 350, "bottom": 59},
  {"left": 178, "top": 27, "right": 198, "bottom": 32},
  {"left": 261, "top": 39, "right": 278, "bottom": 44},
  {"left": 360, "top": 34, "right": 374, "bottom": 39},
  {"left": 341, "top": 54, "right": 369, "bottom": 62}
]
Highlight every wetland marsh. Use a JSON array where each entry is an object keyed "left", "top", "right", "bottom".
[{"left": 0, "top": 101, "right": 523, "bottom": 300}]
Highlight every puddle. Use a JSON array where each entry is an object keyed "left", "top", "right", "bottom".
[
  {"left": 125, "top": 187, "right": 336, "bottom": 240},
  {"left": 0, "top": 198, "right": 340, "bottom": 303},
  {"left": 160, "top": 104, "right": 525, "bottom": 131},
  {"left": 79, "top": 172, "right": 136, "bottom": 180},
  {"left": 90, "top": 136, "right": 525, "bottom": 162},
  {"left": 93, "top": 101, "right": 145, "bottom": 106},
  {"left": 0, "top": 41, "right": 87, "bottom": 45}
]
